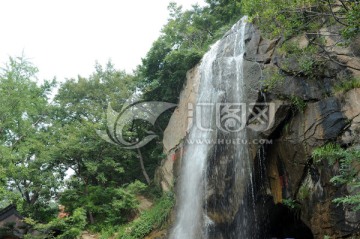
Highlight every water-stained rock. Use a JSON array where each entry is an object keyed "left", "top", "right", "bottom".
[{"left": 157, "top": 16, "right": 360, "bottom": 239}]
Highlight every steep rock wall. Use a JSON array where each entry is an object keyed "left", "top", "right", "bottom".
[
  {"left": 157, "top": 20, "right": 360, "bottom": 238},
  {"left": 155, "top": 65, "right": 200, "bottom": 192}
]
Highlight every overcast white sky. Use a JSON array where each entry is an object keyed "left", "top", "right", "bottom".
[{"left": 0, "top": 0, "right": 205, "bottom": 82}]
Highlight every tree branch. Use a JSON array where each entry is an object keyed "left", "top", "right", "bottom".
[{"left": 326, "top": 0, "right": 350, "bottom": 26}]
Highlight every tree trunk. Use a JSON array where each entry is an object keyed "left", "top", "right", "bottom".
[
  {"left": 84, "top": 181, "right": 95, "bottom": 224},
  {"left": 137, "top": 148, "right": 151, "bottom": 185},
  {"left": 88, "top": 211, "right": 95, "bottom": 224}
]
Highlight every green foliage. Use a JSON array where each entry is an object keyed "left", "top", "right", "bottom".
[
  {"left": 10, "top": 0, "right": 358, "bottom": 235},
  {"left": 0, "top": 56, "right": 58, "bottom": 221},
  {"left": 205, "top": 0, "right": 242, "bottom": 25},
  {"left": 298, "top": 55, "right": 315, "bottom": 75},
  {"left": 298, "top": 184, "right": 311, "bottom": 200},
  {"left": 52, "top": 63, "right": 167, "bottom": 228},
  {"left": 282, "top": 198, "right": 299, "bottom": 210},
  {"left": 262, "top": 67, "right": 284, "bottom": 91},
  {"left": 139, "top": 1, "right": 243, "bottom": 103},
  {"left": 116, "top": 193, "right": 174, "bottom": 239},
  {"left": 278, "top": 41, "right": 321, "bottom": 77},
  {"left": 140, "top": 47, "right": 203, "bottom": 103},
  {"left": 334, "top": 78, "right": 360, "bottom": 93},
  {"left": 60, "top": 181, "right": 147, "bottom": 229},
  {"left": 312, "top": 144, "right": 360, "bottom": 210},
  {"left": 278, "top": 41, "right": 303, "bottom": 55},
  {"left": 25, "top": 207, "right": 87, "bottom": 239},
  {"left": 100, "top": 227, "right": 117, "bottom": 239},
  {"left": 290, "top": 95, "right": 307, "bottom": 112},
  {"left": 242, "top": 0, "right": 319, "bottom": 38},
  {"left": 341, "top": 3, "right": 360, "bottom": 39},
  {"left": 312, "top": 143, "right": 344, "bottom": 164},
  {"left": 0, "top": 55, "right": 172, "bottom": 232},
  {"left": 333, "top": 194, "right": 360, "bottom": 211},
  {"left": 58, "top": 208, "right": 87, "bottom": 239},
  {"left": 242, "top": 0, "right": 359, "bottom": 40}
]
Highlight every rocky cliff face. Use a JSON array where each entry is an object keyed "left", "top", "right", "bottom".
[
  {"left": 156, "top": 19, "right": 360, "bottom": 239},
  {"left": 244, "top": 23, "right": 360, "bottom": 238},
  {"left": 155, "top": 65, "right": 200, "bottom": 193}
]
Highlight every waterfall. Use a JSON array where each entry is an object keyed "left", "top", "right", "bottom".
[{"left": 170, "top": 17, "right": 252, "bottom": 239}]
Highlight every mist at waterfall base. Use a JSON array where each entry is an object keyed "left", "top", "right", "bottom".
[{"left": 169, "top": 17, "right": 260, "bottom": 239}]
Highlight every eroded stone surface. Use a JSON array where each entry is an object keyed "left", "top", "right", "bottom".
[{"left": 157, "top": 19, "right": 360, "bottom": 239}]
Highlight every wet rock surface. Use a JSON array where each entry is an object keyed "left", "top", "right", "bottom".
[{"left": 157, "top": 19, "right": 360, "bottom": 238}]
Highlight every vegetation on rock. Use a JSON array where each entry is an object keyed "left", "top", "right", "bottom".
[
  {"left": 0, "top": 0, "right": 359, "bottom": 238},
  {"left": 313, "top": 144, "right": 360, "bottom": 211}
]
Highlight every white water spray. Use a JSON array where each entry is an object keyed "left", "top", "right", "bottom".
[{"left": 170, "top": 17, "right": 249, "bottom": 239}]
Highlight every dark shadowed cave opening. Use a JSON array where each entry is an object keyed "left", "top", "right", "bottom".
[{"left": 261, "top": 197, "right": 314, "bottom": 239}]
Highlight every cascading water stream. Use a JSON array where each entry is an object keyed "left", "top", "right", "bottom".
[
  {"left": 170, "top": 17, "right": 253, "bottom": 239},
  {"left": 169, "top": 39, "right": 221, "bottom": 239}
]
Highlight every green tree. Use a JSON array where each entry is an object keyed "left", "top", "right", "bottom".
[
  {"left": 205, "top": 0, "right": 242, "bottom": 24},
  {"left": 0, "top": 56, "right": 58, "bottom": 221},
  {"left": 138, "top": 1, "right": 244, "bottom": 104},
  {"left": 53, "top": 62, "right": 161, "bottom": 226}
]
